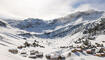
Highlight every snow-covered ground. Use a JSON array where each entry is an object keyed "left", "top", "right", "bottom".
[{"left": 0, "top": 10, "right": 105, "bottom": 60}]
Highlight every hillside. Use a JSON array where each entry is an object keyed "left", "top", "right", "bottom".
[{"left": 0, "top": 10, "right": 105, "bottom": 60}]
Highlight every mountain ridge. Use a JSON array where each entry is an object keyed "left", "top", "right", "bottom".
[
  {"left": 0, "top": 9, "right": 104, "bottom": 39},
  {"left": 0, "top": 10, "right": 105, "bottom": 60}
]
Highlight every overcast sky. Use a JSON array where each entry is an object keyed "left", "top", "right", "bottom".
[{"left": 0, "top": 0, "right": 105, "bottom": 20}]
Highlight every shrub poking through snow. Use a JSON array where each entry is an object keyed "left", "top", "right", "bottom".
[
  {"left": 17, "top": 45, "right": 25, "bottom": 49},
  {"left": 94, "top": 53, "right": 102, "bottom": 56},
  {"left": 17, "top": 40, "right": 45, "bottom": 50},
  {"left": 71, "top": 48, "right": 83, "bottom": 53},
  {"left": 95, "top": 43, "right": 103, "bottom": 47},
  {"left": 46, "top": 54, "right": 51, "bottom": 59},
  {"left": 100, "top": 53, "right": 105, "bottom": 56},
  {"left": 24, "top": 41, "right": 31, "bottom": 47},
  {"left": 8, "top": 49, "right": 18, "bottom": 54},
  {"left": 71, "top": 49, "right": 77, "bottom": 53},
  {"left": 74, "top": 38, "right": 82, "bottom": 44},
  {"left": 45, "top": 53, "right": 66, "bottom": 60},
  {"left": 83, "top": 39, "right": 90, "bottom": 46},
  {"left": 28, "top": 52, "right": 37, "bottom": 58},
  {"left": 36, "top": 52, "right": 43, "bottom": 58},
  {"left": 86, "top": 49, "right": 95, "bottom": 54},
  {"left": 28, "top": 50, "right": 43, "bottom": 59},
  {"left": 58, "top": 55, "right": 65, "bottom": 60},
  {"left": 76, "top": 48, "right": 83, "bottom": 52},
  {"left": 20, "top": 51, "right": 28, "bottom": 57},
  {"left": 98, "top": 48, "right": 104, "bottom": 53},
  {"left": 94, "top": 53, "right": 105, "bottom": 57}
]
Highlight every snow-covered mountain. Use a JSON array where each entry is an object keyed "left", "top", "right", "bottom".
[
  {"left": 3, "top": 9, "right": 104, "bottom": 38},
  {"left": 0, "top": 9, "right": 105, "bottom": 60}
]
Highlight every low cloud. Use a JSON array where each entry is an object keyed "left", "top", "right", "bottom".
[
  {"left": 0, "top": 0, "right": 105, "bottom": 20},
  {"left": 74, "top": 0, "right": 105, "bottom": 11},
  {"left": 0, "top": 0, "right": 77, "bottom": 20}
]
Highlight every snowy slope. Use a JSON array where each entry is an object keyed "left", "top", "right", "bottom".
[
  {"left": 0, "top": 10, "right": 105, "bottom": 60},
  {"left": 4, "top": 9, "right": 104, "bottom": 39}
]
